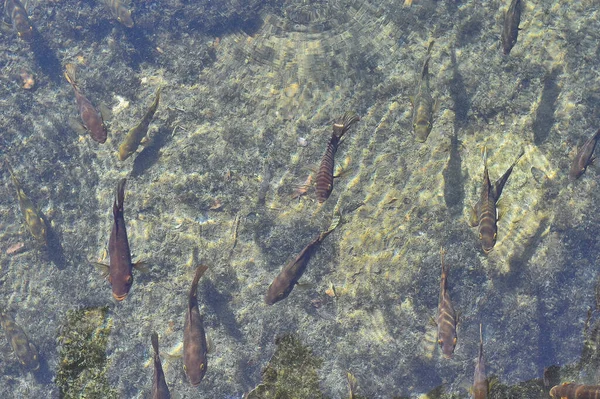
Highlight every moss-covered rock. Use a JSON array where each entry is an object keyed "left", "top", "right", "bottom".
[{"left": 56, "top": 306, "right": 117, "bottom": 399}]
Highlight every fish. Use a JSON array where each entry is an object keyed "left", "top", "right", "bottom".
[
  {"left": 151, "top": 332, "right": 171, "bottom": 399},
  {"left": 118, "top": 88, "right": 161, "bottom": 161},
  {"left": 101, "top": 179, "right": 144, "bottom": 300},
  {"left": 4, "top": 0, "right": 33, "bottom": 41},
  {"left": 5, "top": 160, "right": 47, "bottom": 246},
  {"left": 437, "top": 248, "right": 457, "bottom": 358},
  {"left": 184, "top": 265, "right": 209, "bottom": 386},
  {"left": 501, "top": 0, "right": 521, "bottom": 55},
  {"left": 315, "top": 111, "right": 360, "bottom": 203},
  {"left": 0, "top": 312, "right": 39, "bottom": 371},
  {"left": 472, "top": 324, "right": 487, "bottom": 399},
  {"left": 347, "top": 371, "right": 358, "bottom": 399},
  {"left": 103, "top": 0, "right": 134, "bottom": 28},
  {"left": 550, "top": 383, "right": 600, "bottom": 399},
  {"left": 570, "top": 128, "right": 600, "bottom": 180},
  {"left": 265, "top": 215, "right": 340, "bottom": 305},
  {"left": 64, "top": 63, "right": 108, "bottom": 144},
  {"left": 412, "top": 41, "right": 435, "bottom": 143},
  {"left": 469, "top": 148, "right": 524, "bottom": 254}
]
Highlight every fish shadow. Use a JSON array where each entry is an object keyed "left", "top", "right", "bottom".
[
  {"left": 533, "top": 67, "right": 562, "bottom": 146},
  {"left": 130, "top": 125, "right": 172, "bottom": 178},
  {"left": 201, "top": 279, "right": 244, "bottom": 342},
  {"left": 43, "top": 217, "right": 67, "bottom": 269},
  {"left": 29, "top": 28, "right": 62, "bottom": 84}
]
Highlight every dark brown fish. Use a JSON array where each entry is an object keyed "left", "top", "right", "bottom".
[
  {"left": 472, "top": 324, "right": 487, "bottom": 399},
  {"left": 5, "top": 160, "right": 47, "bottom": 247},
  {"left": 151, "top": 332, "right": 171, "bottom": 399},
  {"left": 469, "top": 148, "right": 524, "bottom": 254},
  {"left": 550, "top": 383, "right": 600, "bottom": 399},
  {"left": 4, "top": 0, "right": 33, "bottom": 41},
  {"left": 570, "top": 128, "right": 600, "bottom": 180},
  {"left": 184, "top": 265, "right": 209, "bottom": 386},
  {"left": 265, "top": 216, "right": 340, "bottom": 305},
  {"left": 437, "top": 249, "right": 457, "bottom": 358},
  {"left": 501, "top": 0, "right": 521, "bottom": 55},
  {"left": 315, "top": 111, "right": 360, "bottom": 203},
  {"left": 64, "top": 63, "right": 108, "bottom": 144},
  {"left": 0, "top": 312, "right": 39, "bottom": 371},
  {"left": 108, "top": 178, "right": 134, "bottom": 301},
  {"left": 412, "top": 41, "right": 435, "bottom": 142}
]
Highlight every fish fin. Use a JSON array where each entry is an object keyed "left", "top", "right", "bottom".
[
  {"left": 99, "top": 104, "right": 112, "bottom": 121},
  {"left": 206, "top": 334, "right": 215, "bottom": 354},
  {"left": 133, "top": 261, "right": 149, "bottom": 273},
  {"left": 495, "top": 200, "right": 503, "bottom": 221},
  {"left": 468, "top": 205, "right": 479, "bottom": 227},
  {"left": 64, "top": 64, "right": 78, "bottom": 87},
  {"left": 347, "top": 371, "right": 358, "bottom": 398},
  {"left": 68, "top": 118, "right": 87, "bottom": 135},
  {"left": 92, "top": 262, "right": 109, "bottom": 278}
]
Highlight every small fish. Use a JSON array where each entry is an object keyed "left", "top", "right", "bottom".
[
  {"left": 347, "top": 371, "right": 358, "bottom": 399},
  {"left": 98, "top": 179, "right": 144, "bottom": 300},
  {"left": 4, "top": 0, "right": 33, "bottom": 41},
  {"left": 501, "top": 0, "right": 521, "bottom": 55},
  {"left": 570, "top": 128, "right": 600, "bottom": 180},
  {"left": 472, "top": 324, "right": 487, "bottom": 399},
  {"left": 412, "top": 41, "right": 435, "bottom": 143},
  {"left": 0, "top": 312, "right": 39, "bottom": 371},
  {"left": 118, "top": 88, "right": 161, "bottom": 161},
  {"left": 64, "top": 63, "right": 108, "bottom": 144},
  {"left": 103, "top": 0, "right": 134, "bottom": 28},
  {"left": 315, "top": 111, "right": 360, "bottom": 203},
  {"left": 550, "top": 383, "right": 600, "bottom": 399},
  {"left": 151, "top": 332, "right": 171, "bottom": 399},
  {"left": 265, "top": 216, "right": 340, "bottom": 305},
  {"left": 437, "top": 248, "right": 457, "bottom": 358},
  {"left": 184, "top": 265, "right": 209, "bottom": 386},
  {"left": 469, "top": 148, "right": 524, "bottom": 254},
  {"left": 5, "top": 161, "right": 47, "bottom": 246}
]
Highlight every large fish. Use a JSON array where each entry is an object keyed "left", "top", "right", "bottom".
[
  {"left": 106, "top": 179, "right": 138, "bottom": 300},
  {"left": 501, "top": 0, "right": 521, "bottom": 55},
  {"left": 0, "top": 312, "right": 39, "bottom": 371},
  {"left": 472, "top": 324, "right": 487, "bottom": 399},
  {"left": 315, "top": 111, "right": 360, "bottom": 203},
  {"left": 4, "top": 0, "right": 33, "bottom": 41},
  {"left": 150, "top": 332, "right": 171, "bottom": 399},
  {"left": 64, "top": 63, "right": 108, "bottom": 144},
  {"left": 437, "top": 249, "right": 457, "bottom": 358},
  {"left": 469, "top": 148, "right": 524, "bottom": 254},
  {"left": 569, "top": 128, "right": 600, "bottom": 180},
  {"left": 118, "top": 88, "right": 161, "bottom": 161},
  {"left": 412, "top": 41, "right": 435, "bottom": 143},
  {"left": 5, "top": 160, "right": 47, "bottom": 247},
  {"left": 184, "top": 265, "right": 209, "bottom": 386},
  {"left": 265, "top": 215, "right": 340, "bottom": 305},
  {"left": 550, "top": 383, "right": 600, "bottom": 399}
]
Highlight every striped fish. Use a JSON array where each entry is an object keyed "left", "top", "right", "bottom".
[
  {"left": 472, "top": 324, "right": 487, "bottom": 399},
  {"left": 315, "top": 111, "right": 360, "bottom": 203},
  {"left": 412, "top": 41, "right": 435, "bottom": 142},
  {"left": 184, "top": 265, "right": 209, "bottom": 386},
  {"left": 0, "top": 312, "right": 39, "bottom": 371},
  {"left": 469, "top": 148, "right": 524, "bottom": 254},
  {"left": 437, "top": 249, "right": 457, "bottom": 358},
  {"left": 103, "top": 0, "right": 133, "bottom": 28},
  {"left": 550, "top": 383, "right": 600, "bottom": 399},
  {"left": 4, "top": 0, "right": 33, "bottom": 41},
  {"left": 501, "top": 0, "right": 521, "bottom": 55},
  {"left": 570, "top": 128, "right": 600, "bottom": 180}
]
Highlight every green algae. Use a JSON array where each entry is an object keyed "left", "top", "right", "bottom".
[
  {"left": 246, "top": 333, "right": 328, "bottom": 399},
  {"left": 56, "top": 306, "right": 117, "bottom": 399}
]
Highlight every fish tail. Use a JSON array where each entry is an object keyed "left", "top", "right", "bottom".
[
  {"left": 594, "top": 128, "right": 600, "bottom": 140},
  {"left": 511, "top": 148, "right": 525, "bottom": 169},
  {"left": 440, "top": 247, "right": 450, "bottom": 289},
  {"left": 421, "top": 41, "right": 434, "bottom": 79},
  {"left": 115, "top": 178, "right": 127, "bottom": 211},
  {"left": 332, "top": 111, "right": 360, "bottom": 138},
  {"left": 151, "top": 331, "right": 159, "bottom": 355},
  {"left": 479, "top": 323, "right": 483, "bottom": 353},
  {"left": 64, "top": 64, "right": 78, "bottom": 88},
  {"left": 190, "top": 265, "right": 209, "bottom": 299}
]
